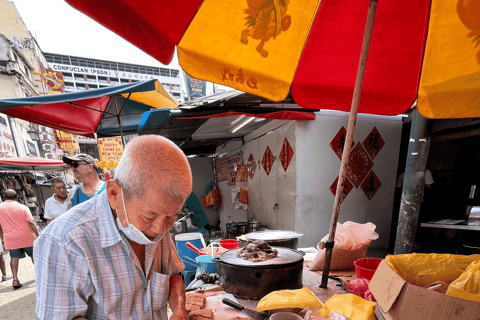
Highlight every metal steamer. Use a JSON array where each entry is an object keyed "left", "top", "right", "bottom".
[
  {"left": 213, "top": 247, "right": 304, "bottom": 300},
  {"left": 240, "top": 230, "right": 304, "bottom": 250}
]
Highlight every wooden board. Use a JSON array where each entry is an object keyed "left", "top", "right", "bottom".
[{"left": 206, "top": 293, "right": 251, "bottom": 320}]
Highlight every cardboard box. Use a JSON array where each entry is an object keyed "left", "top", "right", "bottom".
[{"left": 369, "top": 260, "right": 480, "bottom": 319}]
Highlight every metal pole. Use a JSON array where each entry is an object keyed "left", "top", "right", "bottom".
[
  {"left": 320, "top": 0, "right": 379, "bottom": 288},
  {"left": 112, "top": 96, "right": 126, "bottom": 142},
  {"left": 394, "top": 108, "right": 431, "bottom": 254}
]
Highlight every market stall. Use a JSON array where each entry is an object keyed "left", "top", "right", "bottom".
[{"left": 0, "top": 157, "right": 69, "bottom": 225}]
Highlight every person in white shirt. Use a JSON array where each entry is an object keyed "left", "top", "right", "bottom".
[{"left": 44, "top": 178, "right": 68, "bottom": 225}]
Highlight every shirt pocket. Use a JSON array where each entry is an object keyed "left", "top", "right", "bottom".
[{"left": 150, "top": 271, "right": 170, "bottom": 314}]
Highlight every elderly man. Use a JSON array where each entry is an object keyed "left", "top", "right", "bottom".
[
  {"left": 63, "top": 154, "right": 106, "bottom": 209},
  {"left": 0, "top": 189, "right": 39, "bottom": 289},
  {"left": 44, "top": 178, "right": 68, "bottom": 225},
  {"left": 35, "top": 135, "right": 191, "bottom": 319}
]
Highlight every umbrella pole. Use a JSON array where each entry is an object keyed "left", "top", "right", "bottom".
[
  {"left": 112, "top": 96, "right": 126, "bottom": 143},
  {"left": 320, "top": 0, "right": 378, "bottom": 288}
]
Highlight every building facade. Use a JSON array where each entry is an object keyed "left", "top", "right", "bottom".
[
  {"left": 0, "top": 0, "right": 51, "bottom": 158},
  {"left": 44, "top": 53, "right": 184, "bottom": 103}
]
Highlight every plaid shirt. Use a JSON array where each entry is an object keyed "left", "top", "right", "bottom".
[{"left": 34, "top": 191, "right": 184, "bottom": 320}]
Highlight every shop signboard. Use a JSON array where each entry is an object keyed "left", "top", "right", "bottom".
[
  {"left": 216, "top": 157, "right": 228, "bottom": 182},
  {"left": 26, "top": 140, "right": 37, "bottom": 157},
  {"left": 97, "top": 137, "right": 124, "bottom": 181},
  {"left": 227, "top": 154, "right": 242, "bottom": 185},
  {"left": 55, "top": 130, "right": 79, "bottom": 155},
  {"left": 184, "top": 71, "right": 206, "bottom": 100}
]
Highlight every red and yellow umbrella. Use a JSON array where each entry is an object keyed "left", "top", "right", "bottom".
[{"left": 65, "top": 0, "right": 480, "bottom": 284}]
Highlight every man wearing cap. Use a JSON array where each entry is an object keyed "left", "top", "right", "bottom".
[
  {"left": 63, "top": 154, "right": 106, "bottom": 210},
  {"left": 35, "top": 135, "right": 191, "bottom": 319}
]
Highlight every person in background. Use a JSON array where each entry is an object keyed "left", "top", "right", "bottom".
[
  {"left": 63, "top": 154, "right": 106, "bottom": 209},
  {"left": 183, "top": 192, "right": 210, "bottom": 231},
  {"left": 35, "top": 135, "right": 191, "bottom": 319},
  {"left": 44, "top": 178, "right": 68, "bottom": 225},
  {"left": 0, "top": 189, "right": 39, "bottom": 289}
]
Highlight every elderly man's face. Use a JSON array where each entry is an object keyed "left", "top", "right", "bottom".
[
  {"left": 52, "top": 182, "right": 67, "bottom": 199},
  {"left": 118, "top": 187, "right": 183, "bottom": 239}
]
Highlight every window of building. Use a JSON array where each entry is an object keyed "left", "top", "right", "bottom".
[
  {"left": 109, "top": 77, "right": 119, "bottom": 84},
  {"left": 121, "top": 78, "right": 130, "bottom": 84},
  {"left": 87, "top": 84, "right": 98, "bottom": 90},
  {"left": 46, "top": 56, "right": 54, "bottom": 63},
  {"left": 87, "top": 61, "right": 95, "bottom": 68},
  {"left": 74, "top": 74, "right": 85, "bottom": 82},
  {"left": 70, "top": 58, "right": 79, "bottom": 66},
  {"left": 173, "top": 92, "right": 181, "bottom": 97},
  {"left": 87, "top": 75, "right": 97, "bottom": 83},
  {"left": 139, "top": 67, "right": 147, "bottom": 74},
  {"left": 63, "top": 73, "right": 73, "bottom": 81},
  {"left": 125, "top": 66, "right": 133, "bottom": 72},
  {"left": 153, "top": 69, "right": 160, "bottom": 76},
  {"left": 78, "top": 59, "right": 88, "bottom": 67},
  {"left": 64, "top": 82, "right": 75, "bottom": 91},
  {"left": 76, "top": 83, "right": 86, "bottom": 91},
  {"left": 118, "top": 64, "right": 125, "bottom": 71},
  {"left": 98, "top": 76, "right": 108, "bottom": 84},
  {"left": 171, "top": 70, "right": 180, "bottom": 78},
  {"left": 160, "top": 68, "right": 170, "bottom": 77}
]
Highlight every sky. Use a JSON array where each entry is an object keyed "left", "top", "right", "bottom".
[{"left": 10, "top": 0, "right": 226, "bottom": 94}]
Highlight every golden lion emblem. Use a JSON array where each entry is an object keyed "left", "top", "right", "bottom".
[{"left": 240, "top": 0, "right": 292, "bottom": 57}]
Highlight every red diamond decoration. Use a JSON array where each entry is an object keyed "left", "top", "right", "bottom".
[
  {"left": 247, "top": 153, "right": 256, "bottom": 179},
  {"left": 346, "top": 142, "right": 374, "bottom": 188},
  {"left": 279, "top": 138, "right": 294, "bottom": 172},
  {"left": 330, "top": 127, "right": 354, "bottom": 160},
  {"left": 363, "top": 127, "right": 385, "bottom": 160},
  {"left": 361, "top": 170, "right": 382, "bottom": 200},
  {"left": 329, "top": 176, "right": 354, "bottom": 203},
  {"left": 261, "top": 146, "right": 274, "bottom": 176}
]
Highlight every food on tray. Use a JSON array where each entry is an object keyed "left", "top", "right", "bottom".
[
  {"left": 236, "top": 239, "right": 278, "bottom": 262},
  {"left": 188, "top": 308, "right": 213, "bottom": 320}
]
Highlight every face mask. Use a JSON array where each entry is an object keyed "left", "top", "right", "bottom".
[{"left": 116, "top": 188, "right": 166, "bottom": 245}]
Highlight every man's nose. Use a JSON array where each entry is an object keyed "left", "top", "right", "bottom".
[{"left": 150, "top": 218, "right": 165, "bottom": 235}]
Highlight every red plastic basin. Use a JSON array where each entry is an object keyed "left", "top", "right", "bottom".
[
  {"left": 219, "top": 239, "right": 240, "bottom": 249},
  {"left": 354, "top": 258, "right": 383, "bottom": 280}
]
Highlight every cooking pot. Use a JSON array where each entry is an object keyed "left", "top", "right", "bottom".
[
  {"left": 249, "top": 220, "right": 261, "bottom": 228},
  {"left": 171, "top": 220, "right": 187, "bottom": 234},
  {"left": 213, "top": 247, "right": 303, "bottom": 299},
  {"left": 239, "top": 230, "right": 304, "bottom": 250}
]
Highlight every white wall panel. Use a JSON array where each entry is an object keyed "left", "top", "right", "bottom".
[{"left": 296, "top": 112, "right": 403, "bottom": 248}]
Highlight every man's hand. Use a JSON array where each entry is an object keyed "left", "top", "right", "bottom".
[{"left": 168, "top": 273, "right": 187, "bottom": 320}]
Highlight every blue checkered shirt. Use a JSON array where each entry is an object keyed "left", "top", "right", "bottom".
[{"left": 34, "top": 191, "right": 184, "bottom": 319}]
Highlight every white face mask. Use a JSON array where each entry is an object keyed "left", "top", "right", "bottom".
[{"left": 116, "top": 188, "right": 166, "bottom": 245}]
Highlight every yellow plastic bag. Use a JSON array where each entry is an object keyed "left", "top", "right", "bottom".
[
  {"left": 446, "top": 260, "right": 480, "bottom": 302},
  {"left": 257, "top": 286, "right": 325, "bottom": 311},
  {"left": 316, "top": 294, "right": 376, "bottom": 320},
  {"left": 385, "top": 254, "right": 480, "bottom": 287}
]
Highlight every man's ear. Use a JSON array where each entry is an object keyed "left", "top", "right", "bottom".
[{"left": 106, "top": 180, "right": 121, "bottom": 210}]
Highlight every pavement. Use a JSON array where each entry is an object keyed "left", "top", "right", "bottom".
[{"left": 0, "top": 251, "right": 38, "bottom": 319}]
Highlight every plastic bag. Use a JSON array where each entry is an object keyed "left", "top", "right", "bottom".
[
  {"left": 385, "top": 253, "right": 480, "bottom": 287},
  {"left": 317, "top": 294, "right": 376, "bottom": 320},
  {"left": 320, "top": 222, "right": 379, "bottom": 251},
  {"left": 309, "top": 222, "right": 378, "bottom": 271},
  {"left": 446, "top": 260, "right": 480, "bottom": 302},
  {"left": 256, "top": 286, "right": 325, "bottom": 311},
  {"left": 346, "top": 278, "right": 375, "bottom": 302},
  {"left": 303, "top": 309, "right": 351, "bottom": 320}
]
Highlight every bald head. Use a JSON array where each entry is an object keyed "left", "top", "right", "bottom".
[
  {"left": 115, "top": 135, "right": 192, "bottom": 202},
  {"left": 4, "top": 189, "right": 17, "bottom": 200}
]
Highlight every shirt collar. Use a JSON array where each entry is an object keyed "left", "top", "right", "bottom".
[{"left": 96, "top": 191, "right": 123, "bottom": 248}]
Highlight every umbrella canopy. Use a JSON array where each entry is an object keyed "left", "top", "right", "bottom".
[
  {"left": 66, "top": 0, "right": 436, "bottom": 116},
  {"left": 0, "top": 80, "right": 176, "bottom": 138},
  {"left": 0, "top": 157, "right": 69, "bottom": 171}
]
